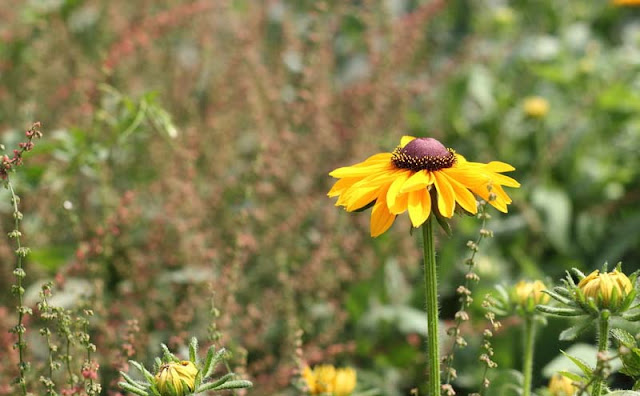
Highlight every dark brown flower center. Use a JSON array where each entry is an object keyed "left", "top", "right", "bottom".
[{"left": 391, "top": 137, "right": 456, "bottom": 171}]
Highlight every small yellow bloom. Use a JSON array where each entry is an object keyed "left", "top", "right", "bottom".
[
  {"left": 155, "top": 361, "right": 198, "bottom": 396},
  {"left": 578, "top": 269, "right": 633, "bottom": 309},
  {"left": 548, "top": 373, "right": 577, "bottom": 396},
  {"left": 328, "top": 136, "right": 520, "bottom": 237},
  {"left": 523, "top": 96, "right": 549, "bottom": 118},
  {"left": 303, "top": 365, "right": 357, "bottom": 396},
  {"left": 514, "top": 280, "right": 549, "bottom": 306},
  {"left": 334, "top": 367, "right": 357, "bottom": 396}
]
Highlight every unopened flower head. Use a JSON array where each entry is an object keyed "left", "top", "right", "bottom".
[
  {"left": 523, "top": 96, "right": 549, "bottom": 118},
  {"left": 578, "top": 269, "right": 633, "bottom": 310},
  {"left": 548, "top": 373, "right": 577, "bottom": 396},
  {"left": 328, "top": 136, "right": 519, "bottom": 237},
  {"left": 514, "top": 280, "right": 549, "bottom": 309},
  {"left": 303, "top": 365, "right": 357, "bottom": 396},
  {"left": 155, "top": 361, "right": 198, "bottom": 396}
]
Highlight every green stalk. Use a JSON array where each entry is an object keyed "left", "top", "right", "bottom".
[
  {"left": 592, "top": 311, "right": 610, "bottom": 396},
  {"left": 522, "top": 317, "right": 536, "bottom": 396},
  {"left": 422, "top": 219, "right": 440, "bottom": 395}
]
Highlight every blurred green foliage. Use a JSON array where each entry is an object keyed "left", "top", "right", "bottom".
[{"left": 1, "top": 0, "right": 640, "bottom": 395}]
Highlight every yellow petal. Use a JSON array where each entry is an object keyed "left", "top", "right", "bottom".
[
  {"left": 486, "top": 172, "right": 521, "bottom": 188},
  {"left": 407, "top": 190, "right": 431, "bottom": 227},
  {"left": 344, "top": 185, "right": 380, "bottom": 211},
  {"left": 330, "top": 161, "right": 393, "bottom": 178},
  {"left": 328, "top": 177, "right": 360, "bottom": 197},
  {"left": 400, "top": 170, "right": 433, "bottom": 193},
  {"left": 441, "top": 172, "right": 477, "bottom": 214},
  {"left": 442, "top": 166, "right": 488, "bottom": 187},
  {"left": 484, "top": 161, "right": 515, "bottom": 172},
  {"left": 433, "top": 171, "right": 455, "bottom": 218},
  {"left": 386, "top": 171, "right": 411, "bottom": 208},
  {"left": 371, "top": 199, "right": 396, "bottom": 237},
  {"left": 400, "top": 135, "right": 416, "bottom": 148},
  {"left": 389, "top": 192, "right": 409, "bottom": 214}
]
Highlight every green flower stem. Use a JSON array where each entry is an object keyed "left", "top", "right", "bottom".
[
  {"left": 592, "top": 310, "right": 610, "bottom": 396},
  {"left": 522, "top": 317, "right": 536, "bottom": 396},
  {"left": 422, "top": 218, "right": 440, "bottom": 395}
]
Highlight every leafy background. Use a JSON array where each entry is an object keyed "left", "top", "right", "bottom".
[{"left": 0, "top": 0, "right": 639, "bottom": 395}]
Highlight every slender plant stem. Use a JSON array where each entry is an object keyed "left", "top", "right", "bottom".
[
  {"left": 522, "top": 317, "right": 536, "bottom": 396},
  {"left": 8, "top": 180, "right": 28, "bottom": 396},
  {"left": 592, "top": 311, "right": 610, "bottom": 396},
  {"left": 422, "top": 219, "right": 440, "bottom": 395}
]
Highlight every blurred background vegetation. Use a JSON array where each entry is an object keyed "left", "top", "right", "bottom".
[{"left": 1, "top": 0, "right": 639, "bottom": 395}]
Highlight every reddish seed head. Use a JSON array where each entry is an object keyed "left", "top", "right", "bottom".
[{"left": 403, "top": 138, "right": 450, "bottom": 158}]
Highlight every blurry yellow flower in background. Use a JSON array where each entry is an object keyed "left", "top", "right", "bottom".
[
  {"left": 578, "top": 269, "right": 633, "bottom": 309},
  {"left": 548, "top": 373, "right": 578, "bottom": 396},
  {"left": 613, "top": 0, "right": 640, "bottom": 5},
  {"left": 328, "top": 136, "right": 520, "bottom": 237},
  {"left": 515, "top": 280, "right": 550, "bottom": 307},
  {"left": 523, "top": 96, "right": 550, "bottom": 118},
  {"left": 303, "top": 365, "right": 357, "bottom": 396},
  {"left": 155, "top": 361, "right": 198, "bottom": 396}
]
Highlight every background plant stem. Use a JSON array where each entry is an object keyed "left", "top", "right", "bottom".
[
  {"left": 522, "top": 317, "right": 536, "bottom": 396},
  {"left": 422, "top": 219, "right": 440, "bottom": 395}
]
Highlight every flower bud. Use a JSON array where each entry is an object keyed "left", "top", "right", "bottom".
[
  {"left": 548, "top": 373, "right": 577, "bottom": 396},
  {"left": 514, "top": 280, "right": 549, "bottom": 309},
  {"left": 155, "top": 361, "right": 198, "bottom": 396},
  {"left": 523, "top": 96, "right": 549, "bottom": 118},
  {"left": 303, "top": 365, "right": 357, "bottom": 395},
  {"left": 333, "top": 367, "right": 357, "bottom": 396},
  {"left": 578, "top": 269, "right": 633, "bottom": 310}
]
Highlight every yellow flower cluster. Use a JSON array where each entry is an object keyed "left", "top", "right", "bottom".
[
  {"left": 303, "top": 365, "right": 357, "bottom": 396},
  {"left": 514, "top": 280, "right": 549, "bottom": 307},
  {"left": 578, "top": 269, "right": 632, "bottom": 309},
  {"left": 548, "top": 373, "right": 577, "bottom": 396},
  {"left": 155, "top": 361, "right": 198, "bottom": 396}
]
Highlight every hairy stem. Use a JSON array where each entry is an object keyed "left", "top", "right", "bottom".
[
  {"left": 592, "top": 311, "right": 610, "bottom": 396},
  {"left": 422, "top": 219, "right": 440, "bottom": 395}
]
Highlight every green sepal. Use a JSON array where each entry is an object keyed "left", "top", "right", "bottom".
[
  {"left": 205, "top": 348, "right": 227, "bottom": 378},
  {"left": 543, "top": 289, "right": 572, "bottom": 306},
  {"left": 130, "top": 361, "right": 155, "bottom": 385},
  {"left": 118, "top": 382, "right": 149, "bottom": 396},
  {"left": 161, "top": 344, "right": 179, "bottom": 362},
  {"left": 536, "top": 305, "right": 584, "bottom": 317},
  {"left": 353, "top": 200, "right": 375, "bottom": 212},
  {"left": 189, "top": 337, "right": 198, "bottom": 364},
  {"left": 212, "top": 379, "right": 253, "bottom": 390},
  {"left": 433, "top": 209, "right": 452, "bottom": 237},
  {"left": 120, "top": 371, "right": 148, "bottom": 390},
  {"left": 622, "top": 309, "right": 640, "bottom": 322},
  {"left": 195, "top": 373, "right": 235, "bottom": 392}
]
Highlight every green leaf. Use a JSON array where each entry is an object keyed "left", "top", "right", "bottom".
[
  {"left": 606, "top": 391, "right": 640, "bottom": 396},
  {"left": 559, "top": 319, "right": 593, "bottom": 341},
  {"left": 612, "top": 328, "right": 637, "bottom": 348},
  {"left": 205, "top": 348, "right": 227, "bottom": 378},
  {"left": 195, "top": 373, "right": 235, "bottom": 392},
  {"left": 561, "top": 351, "right": 593, "bottom": 377}
]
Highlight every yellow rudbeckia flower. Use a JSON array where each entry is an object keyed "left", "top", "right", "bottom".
[{"left": 328, "top": 136, "right": 520, "bottom": 237}]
